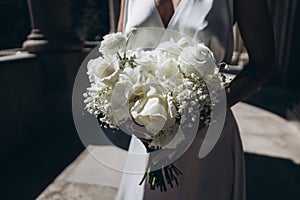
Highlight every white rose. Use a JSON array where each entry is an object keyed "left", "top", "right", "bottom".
[
  {"left": 134, "top": 50, "right": 157, "bottom": 77},
  {"left": 177, "top": 37, "right": 193, "bottom": 48},
  {"left": 110, "top": 76, "right": 133, "bottom": 125},
  {"left": 87, "top": 56, "right": 120, "bottom": 85},
  {"left": 156, "top": 37, "right": 193, "bottom": 58},
  {"left": 99, "top": 32, "right": 126, "bottom": 55},
  {"left": 130, "top": 84, "right": 177, "bottom": 137},
  {"left": 123, "top": 67, "right": 141, "bottom": 84},
  {"left": 178, "top": 43, "right": 216, "bottom": 77},
  {"left": 131, "top": 95, "right": 167, "bottom": 135},
  {"left": 157, "top": 40, "right": 182, "bottom": 58},
  {"left": 157, "top": 57, "right": 178, "bottom": 78},
  {"left": 155, "top": 57, "right": 183, "bottom": 89}
]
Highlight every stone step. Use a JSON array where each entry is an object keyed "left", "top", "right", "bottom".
[{"left": 232, "top": 102, "right": 300, "bottom": 165}]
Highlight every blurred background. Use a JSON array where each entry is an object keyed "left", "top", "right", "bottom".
[{"left": 0, "top": 0, "right": 299, "bottom": 199}]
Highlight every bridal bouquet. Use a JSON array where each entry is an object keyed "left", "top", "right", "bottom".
[{"left": 83, "top": 29, "right": 228, "bottom": 191}]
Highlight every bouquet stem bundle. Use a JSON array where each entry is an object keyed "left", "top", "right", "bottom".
[{"left": 139, "top": 146, "right": 182, "bottom": 192}]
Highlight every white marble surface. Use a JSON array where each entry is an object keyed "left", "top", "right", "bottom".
[
  {"left": 56, "top": 146, "right": 127, "bottom": 187},
  {"left": 232, "top": 102, "right": 300, "bottom": 164},
  {"left": 37, "top": 146, "right": 126, "bottom": 200},
  {"left": 37, "top": 181, "right": 117, "bottom": 200}
]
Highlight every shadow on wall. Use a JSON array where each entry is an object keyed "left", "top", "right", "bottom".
[
  {"left": 0, "top": 0, "right": 30, "bottom": 50},
  {"left": 0, "top": 0, "right": 109, "bottom": 50},
  {"left": 0, "top": 0, "right": 111, "bottom": 156}
]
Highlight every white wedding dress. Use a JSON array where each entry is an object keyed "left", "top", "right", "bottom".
[{"left": 117, "top": 0, "right": 246, "bottom": 199}]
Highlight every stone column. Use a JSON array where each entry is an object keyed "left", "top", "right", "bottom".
[
  {"left": 21, "top": 0, "right": 89, "bottom": 128},
  {"left": 109, "top": 0, "right": 121, "bottom": 33},
  {"left": 22, "top": 0, "right": 83, "bottom": 53}
]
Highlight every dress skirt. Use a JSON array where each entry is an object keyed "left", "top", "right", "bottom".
[{"left": 117, "top": 109, "right": 246, "bottom": 200}]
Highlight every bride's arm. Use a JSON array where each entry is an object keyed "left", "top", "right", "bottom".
[
  {"left": 117, "top": 0, "right": 126, "bottom": 32},
  {"left": 227, "top": 0, "right": 275, "bottom": 107}
]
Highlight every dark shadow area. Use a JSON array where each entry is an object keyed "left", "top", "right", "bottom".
[
  {"left": 245, "top": 153, "right": 300, "bottom": 200},
  {"left": 0, "top": 119, "right": 84, "bottom": 199},
  {"left": 0, "top": 0, "right": 30, "bottom": 50},
  {"left": 0, "top": 0, "right": 109, "bottom": 51},
  {"left": 244, "top": 86, "right": 300, "bottom": 118}
]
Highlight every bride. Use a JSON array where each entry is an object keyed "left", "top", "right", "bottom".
[{"left": 115, "top": 0, "right": 275, "bottom": 199}]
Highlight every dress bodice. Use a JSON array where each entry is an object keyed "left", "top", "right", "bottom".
[{"left": 122, "top": 0, "right": 234, "bottom": 62}]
